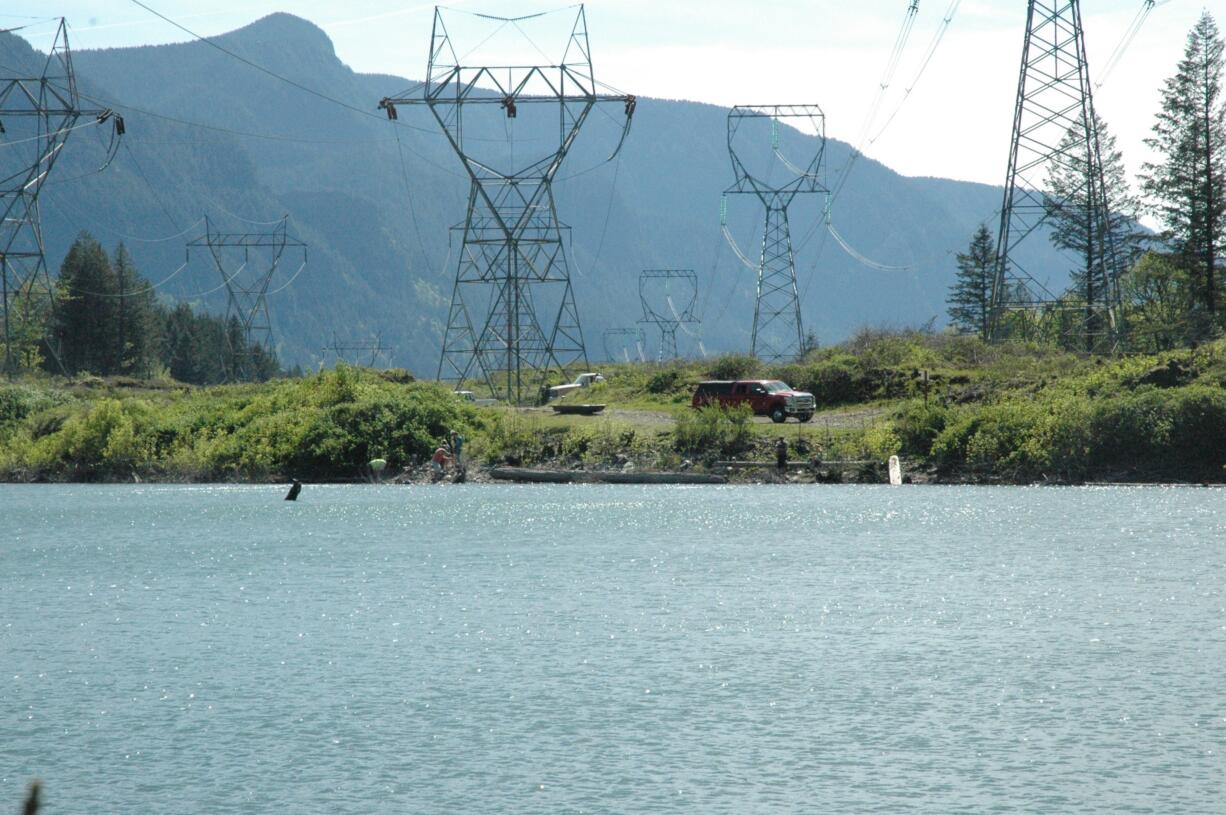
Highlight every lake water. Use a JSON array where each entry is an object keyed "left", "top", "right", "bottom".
[{"left": 2, "top": 484, "right": 1223, "bottom": 813}]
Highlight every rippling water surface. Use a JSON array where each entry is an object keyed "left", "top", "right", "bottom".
[{"left": 2, "top": 484, "right": 1224, "bottom": 813}]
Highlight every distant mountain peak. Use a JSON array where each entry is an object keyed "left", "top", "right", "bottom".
[{"left": 216, "top": 12, "right": 337, "bottom": 62}]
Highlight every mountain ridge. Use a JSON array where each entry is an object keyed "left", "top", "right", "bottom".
[{"left": 2, "top": 13, "right": 1068, "bottom": 372}]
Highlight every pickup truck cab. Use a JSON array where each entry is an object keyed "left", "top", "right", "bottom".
[{"left": 692, "top": 379, "right": 816, "bottom": 423}]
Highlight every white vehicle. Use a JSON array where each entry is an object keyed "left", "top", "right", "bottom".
[
  {"left": 547, "top": 372, "right": 605, "bottom": 401},
  {"left": 454, "top": 390, "right": 497, "bottom": 407}
]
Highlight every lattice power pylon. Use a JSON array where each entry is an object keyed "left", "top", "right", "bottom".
[
  {"left": 638, "top": 269, "right": 698, "bottom": 361},
  {"left": 379, "top": 5, "right": 634, "bottom": 404},
  {"left": 602, "top": 327, "right": 645, "bottom": 363},
  {"left": 323, "top": 332, "right": 393, "bottom": 368},
  {"left": 187, "top": 216, "right": 306, "bottom": 380},
  {"left": 1, "top": 19, "right": 122, "bottom": 376},
  {"left": 988, "top": 0, "right": 1122, "bottom": 348},
  {"left": 724, "top": 105, "right": 826, "bottom": 362}
]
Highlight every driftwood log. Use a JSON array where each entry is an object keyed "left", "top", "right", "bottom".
[{"left": 491, "top": 467, "right": 726, "bottom": 485}]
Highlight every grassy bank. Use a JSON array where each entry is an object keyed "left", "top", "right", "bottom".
[{"left": 2, "top": 331, "right": 1225, "bottom": 484}]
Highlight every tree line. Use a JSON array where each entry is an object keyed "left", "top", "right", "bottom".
[
  {"left": 948, "top": 11, "right": 1225, "bottom": 353},
  {"left": 11, "top": 233, "right": 281, "bottom": 384}
]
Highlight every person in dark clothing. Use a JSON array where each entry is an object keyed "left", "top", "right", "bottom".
[
  {"left": 775, "top": 437, "right": 788, "bottom": 472},
  {"left": 285, "top": 479, "right": 302, "bottom": 501}
]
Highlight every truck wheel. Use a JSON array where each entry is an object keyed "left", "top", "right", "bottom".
[
  {"left": 770, "top": 406, "right": 787, "bottom": 423},
  {"left": 798, "top": 412, "right": 813, "bottom": 423}
]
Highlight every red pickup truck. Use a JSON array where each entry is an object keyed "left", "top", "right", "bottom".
[{"left": 691, "top": 379, "right": 817, "bottom": 423}]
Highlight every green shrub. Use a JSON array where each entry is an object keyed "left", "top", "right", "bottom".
[
  {"left": 645, "top": 368, "right": 683, "bottom": 394},
  {"left": 0, "top": 385, "right": 65, "bottom": 433},
  {"left": 863, "top": 423, "right": 902, "bottom": 460},
  {"left": 795, "top": 354, "right": 880, "bottom": 406},
  {"left": 894, "top": 401, "right": 949, "bottom": 456},
  {"left": 706, "top": 354, "right": 760, "bottom": 381},
  {"left": 31, "top": 398, "right": 155, "bottom": 478},
  {"left": 673, "top": 403, "right": 752, "bottom": 456},
  {"left": 1084, "top": 386, "right": 1226, "bottom": 476},
  {"left": 1164, "top": 386, "right": 1226, "bottom": 464},
  {"left": 559, "top": 421, "right": 643, "bottom": 466},
  {"left": 470, "top": 412, "right": 555, "bottom": 466}
]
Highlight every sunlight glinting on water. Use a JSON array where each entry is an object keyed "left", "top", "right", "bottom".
[{"left": 2, "top": 484, "right": 1223, "bottom": 813}]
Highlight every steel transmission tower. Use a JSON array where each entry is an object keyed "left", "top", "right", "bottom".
[
  {"left": 988, "top": 0, "right": 1122, "bottom": 348},
  {"left": 637, "top": 269, "right": 698, "bottom": 361},
  {"left": 602, "top": 327, "right": 645, "bottom": 363},
  {"left": 323, "top": 332, "right": 393, "bottom": 368},
  {"left": 187, "top": 216, "right": 306, "bottom": 380},
  {"left": 1, "top": 19, "right": 123, "bottom": 376},
  {"left": 725, "top": 105, "right": 826, "bottom": 363},
  {"left": 379, "top": 6, "right": 634, "bottom": 404}
]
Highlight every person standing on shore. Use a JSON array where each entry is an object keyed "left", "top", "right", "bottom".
[
  {"left": 775, "top": 437, "right": 788, "bottom": 473},
  {"left": 449, "top": 429, "right": 464, "bottom": 469},
  {"left": 431, "top": 446, "right": 451, "bottom": 481}
]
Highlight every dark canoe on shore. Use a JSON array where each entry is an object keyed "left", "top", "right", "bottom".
[
  {"left": 551, "top": 403, "right": 606, "bottom": 415},
  {"left": 491, "top": 467, "right": 727, "bottom": 485}
]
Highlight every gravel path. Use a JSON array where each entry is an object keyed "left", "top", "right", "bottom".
[{"left": 516, "top": 405, "right": 889, "bottom": 429}]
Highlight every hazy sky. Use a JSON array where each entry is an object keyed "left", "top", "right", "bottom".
[{"left": 5, "top": 1, "right": 1211, "bottom": 189}]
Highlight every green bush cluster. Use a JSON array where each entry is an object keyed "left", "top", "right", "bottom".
[
  {"left": 645, "top": 368, "right": 684, "bottom": 394},
  {"left": 467, "top": 412, "right": 563, "bottom": 467},
  {"left": 4, "top": 329, "right": 1226, "bottom": 484},
  {"left": 0, "top": 367, "right": 470, "bottom": 481},
  {"left": 559, "top": 421, "right": 648, "bottom": 467},
  {"left": 673, "top": 403, "right": 753, "bottom": 457},
  {"left": 705, "top": 354, "right": 760, "bottom": 381},
  {"left": 0, "top": 384, "right": 67, "bottom": 438},
  {"left": 928, "top": 385, "right": 1226, "bottom": 481}
]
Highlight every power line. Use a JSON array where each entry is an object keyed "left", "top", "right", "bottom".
[
  {"left": 114, "top": 0, "right": 473, "bottom": 178},
  {"left": 582, "top": 150, "right": 623, "bottom": 279},
  {"left": 125, "top": 0, "right": 387, "bottom": 124},
  {"left": 75, "top": 86, "right": 464, "bottom": 177},
  {"left": 74, "top": 87, "right": 381, "bottom": 145},
  {"left": 390, "top": 119, "right": 439, "bottom": 267},
  {"left": 264, "top": 260, "right": 308, "bottom": 296},
  {"left": 828, "top": 1, "right": 923, "bottom": 209},
  {"left": 1096, "top": 0, "right": 1163, "bottom": 89},
  {"left": 121, "top": 140, "right": 182, "bottom": 232},
  {"left": 47, "top": 195, "right": 202, "bottom": 245},
  {"left": 869, "top": 0, "right": 963, "bottom": 146},
  {"left": 60, "top": 261, "right": 191, "bottom": 297}
]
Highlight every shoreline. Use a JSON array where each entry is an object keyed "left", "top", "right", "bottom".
[
  {"left": 4, "top": 462, "right": 1223, "bottom": 488},
  {"left": 4, "top": 336, "right": 1226, "bottom": 488}
]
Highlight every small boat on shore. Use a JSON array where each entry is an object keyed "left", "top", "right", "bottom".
[
  {"left": 551, "top": 403, "right": 606, "bottom": 416},
  {"left": 491, "top": 466, "right": 726, "bottom": 485}
]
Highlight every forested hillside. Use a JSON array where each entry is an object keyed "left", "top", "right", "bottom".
[{"left": 4, "top": 13, "right": 1069, "bottom": 372}]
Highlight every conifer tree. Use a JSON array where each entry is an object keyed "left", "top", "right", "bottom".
[
  {"left": 56, "top": 233, "right": 119, "bottom": 375},
  {"left": 1140, "top": 11, "right": 1225, "bottom": 321},
  {"left": 1045, "top": 113, "right": 1143, "bottom": 348},
  {"left": 947, "top": 224, "right": 995, "bottom": 339},
  {"left": 112, "top": 244, "right": 162, "bottom": 377}
]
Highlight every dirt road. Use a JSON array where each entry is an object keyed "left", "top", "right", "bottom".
[{"left": 517, "top": 405, "right": 888, "bottom": 430}]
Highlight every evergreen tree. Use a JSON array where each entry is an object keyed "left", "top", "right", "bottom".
[
  {"left": 56, "top": 233, "right": 120, "bottom": 375},
  {"left": 224, "top": 315, "right": 247, "bottom": 382},
  {"left": 162, "top": 303, "right": 228, "bottom": 385},
  {"left": 163, "top": 303, "right": 202, "bottom": 384},
  {"left": 947, "top": 224, "right": 995, "bottom": 339},
  {"left": 51, "top": 235, "right": 284, "bottom": 383},
  {"left": 1045, "top": 112, "right": 1143, "bottom": 349},
  {"left": 1140, "top": 11, "right": 1226, "bottom": 320},
  {"left": 112, "top": 244, "right": 162, "bottom": 377}
]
